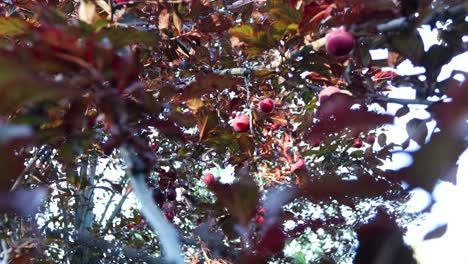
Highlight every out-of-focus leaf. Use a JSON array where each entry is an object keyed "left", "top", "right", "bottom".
[
  {"left": 159, "top": 8, "right": 170, "bottom": 30},
  {"left": 401, "top": 138, "right": 410, "bottom": 149},
  {"left": 387, "top": 51, "right": 403, "bottom": 68},
  {"left": 332, "top": 0, "right": 399, "bottom": 26},
  {"left": 151, "top": 120, "right": 185, "bottom": 140},
  {"left": 354, "top": 208, "right": 416, "bottom": 264},
  {"left": 0, "top": 188, "right": 48, "bottom": 215},
  {"left": 95, "top": 0, "right": 111, "bottom": 15},
  {"left": 178, "top": 73, "right": 241, "bottom": 100},
  {"left": 117, "top": 13, "right": 145, "bottom": 26},
  {"left": 0, "top": 17, "right": 30, "bottom": 37},
  {"left": 0, "top": 124, "right": 33, "bottom": 144},
  {"left": 308, "top": 94, "right": 394, "bottom": 140},
  {"left": 440, "top": 165, "right": 457, "bottom": 185},
  {"left": 98, "top": 28, "right": 161, "bottom": 48},
  {"left": 0, "top": 124, "right": 33, "bottom": 190},
  {"left": 0, "top": 51, "right": 79, "bottom": 113},
  {"left": 173, "top": 11, "right": 183, "bottom": 34},
  {"left": 395, "top": 106, "right": 409, "bottom": 117},
  {"left": 395, "top": 133, "right": 464, "bottom": 192},
  {"left": 212, "top": 167, "right": 259, "bottom": 226},
  {"left": 423, "top": 224, "right": 448, "bottom": 240},
  {"left": 302, "top": 174, "right": 394, "bottom": 201}
]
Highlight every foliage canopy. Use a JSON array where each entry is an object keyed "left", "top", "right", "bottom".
[{"left": 0, "top": 0, "right": 466, "bottom": 263}]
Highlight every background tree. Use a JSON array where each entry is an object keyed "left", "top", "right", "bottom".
[{"left": 0, "top": 0, "right": 466, "bottom": 263}]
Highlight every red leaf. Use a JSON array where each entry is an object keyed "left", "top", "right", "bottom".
[
  {"left": 372, "top": 70, "right": 399, "bottom": 82},
  {"left": 298, "top": 3, "right": 334, "bottom": 34},
  {"left": 198, "top": 13, "right": 233, "bottom": 33},
  {"left": 394, "top": 132, "right": 464, "bottom": 192},
  {"left": 308, "top": 94, "right": 394, "bottom": 140}
]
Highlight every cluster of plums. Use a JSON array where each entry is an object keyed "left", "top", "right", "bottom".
[
  {"left": 157, "top": 28, "right": 368, "bottom": 242},
  {"left": 151, "top": 168, "right": 179, "bottom": 221},
  {"left": 231, "top": 28, "right": 355, "bottom": 132},
  {"left": 232, "top": 98, "right": 275, "bottom": 133}
]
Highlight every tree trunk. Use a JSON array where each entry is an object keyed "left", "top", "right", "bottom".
[{"left": 72, "top": 156, "right": 97, "bottom": 263}]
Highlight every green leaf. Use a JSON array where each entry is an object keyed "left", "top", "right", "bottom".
[
  {"left": 0, "top": 17, "right": 30, "bottom": 37},
  {"left": 350, "top": 150, "right": 364, "bottom": 158},
  {"left": 292, "top": 251, "right": 307, "bottom": 264},
  {"left": 266, "top": 1, "right": 301, "bottom": 24},
  {"left": 230, "top": 24, "right": 280, "bottom": 55},
  {"left": 98, "top": 28, "right": 161, "bottom": 48},
  {"left": 195, "top": 107, "right": 219, "bottom": 141}
]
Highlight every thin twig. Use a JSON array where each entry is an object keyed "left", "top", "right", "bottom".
[
  {"left": 102, "top": 188, "right": 130, "bottom": 234},
  {"left": 298, "top": 83, "right": 435, "bottom": 106},
  {"left": 10, "top": 147, "right": 47, "bottom": 191},
  {"left": 97, "top": 178, "right": 126, "bottom": 227},
  {"left": 216, "top": 37, "right": 326, "bottom": 76},
  {"left": 244, "top": 75, "right": 254, "bottom": 135}
]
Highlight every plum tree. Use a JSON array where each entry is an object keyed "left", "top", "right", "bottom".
[{"left": 0, "top": 1, "right": 465, "bottom": 263}]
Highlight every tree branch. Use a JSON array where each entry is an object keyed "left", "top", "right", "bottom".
[
  {"left": 97, "top": 177, "right": 127, "bottom": 228},
  {"left": 120, "top": 147, "right": 184, "bottom": 264},
  {"left": 367, "top": 94, "right": 435, "bottom": 106},
  {"left": 301, "top": 84, "right": 435, "bottom": 105},
  {"left": 10, "top": 147, "right": 47, "bottom": 191},
  {"left": 215, "top": 37, "right": 326, "bottom": 76},
  {"left": 102, "top": 188, "right": 129, "bottom": 234},
  {"left": 0, "top": 240, "right": 8, "bottom": 264}
]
